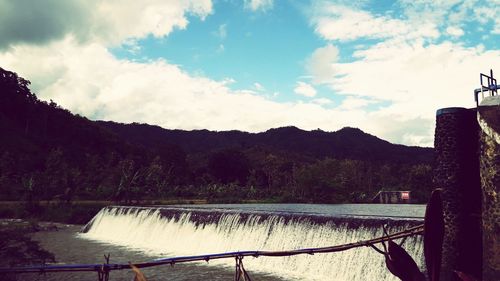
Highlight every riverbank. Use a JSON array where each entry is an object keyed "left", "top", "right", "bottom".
[
  {"left": 0, "top": 198, "right": 284, "bottom": 224},
  {"left": 0, "top": 219, "right": 57, "bottom": 281},
  {"left": 0, "top": 201, "right": 109, "bottom": 224}
]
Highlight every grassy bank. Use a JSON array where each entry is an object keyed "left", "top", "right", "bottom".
[{"left": 0, "top": 201, "right": 109, "bottom": 224}]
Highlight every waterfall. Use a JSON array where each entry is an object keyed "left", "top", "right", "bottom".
[{"left": 80, "top": 206, "right": 424, "bottom": 281}]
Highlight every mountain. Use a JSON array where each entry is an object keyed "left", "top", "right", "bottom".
[
  {"left": 0, "top": 67, "right": 156, "bottom": 202},
  {"left": 0, "top": 69, "right": 136, "bottom": 154},
  {"left": 96, "top": 121, "right": 433, "bottom": 164},
  {"left": 0, "top": 66, "right": 434, "bottom": 204}
]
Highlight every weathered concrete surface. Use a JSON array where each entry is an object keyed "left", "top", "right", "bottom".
[
  {"left": 434, "top": 108, "right": 482, "bottom": 281},
  {"left": 478, "top": 105, "right": 500, "bottom": 281},
  {"left": 480, "top": 96, "right": 500, "bottom": 107}
]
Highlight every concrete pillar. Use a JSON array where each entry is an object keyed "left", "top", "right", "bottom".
[
  {"left": 434, "top": 107, "right": 482, "bottom": 280},
  {"left": 477, "top": 104, "right": 500, "bottom": 281}
]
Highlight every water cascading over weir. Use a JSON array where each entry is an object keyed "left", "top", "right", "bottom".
[{"left": 80, "top": 206, "right": 424, "bottom": 281}]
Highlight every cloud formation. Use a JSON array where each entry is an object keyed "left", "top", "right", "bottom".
[
  {"left": 312, "top": 3, "right": 438, "bottom": 42},
  {"left": 244, "top": 0, "right": 274, "bottom": 12},
  {"left": 294, "top": 82, "right": 317, "bottom": 97},
  {"left": 305, "top": 0, "right": 500, "bottom": 146},
  {"left": 0, "top": 0, "right": 213, "bottom": 49},
  {"left": 446, "top": 26, "right": 465, "bottom": 37},
  {"left": 214, "top": 24, "right": 227, "bottom": 39},
  {"left": 306, "top": 44, "right": 339, "bottom": 84},
  {"left": 0, "top": 0, "right": 89, "bottom": 49}
]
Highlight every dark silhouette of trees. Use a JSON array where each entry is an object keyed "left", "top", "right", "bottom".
[
  {"left": 0, "top": 66, "right": 434, "bottom": 204},
  {"left": 208, "top": 149, "right": 250, "bottom": 185}
]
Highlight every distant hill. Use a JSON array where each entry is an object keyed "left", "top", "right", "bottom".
[
  {"left": 0, "top": 67, "right": 155, "bottom": 202},
  {"left": 96, "top": 121, "right": 433, "bottom": 164},
  {"left": 0, "top": 66, "right": 434, "bottom": 204},
  {"left": 0, "top": 68, "right": 134, "bottom": 162}
]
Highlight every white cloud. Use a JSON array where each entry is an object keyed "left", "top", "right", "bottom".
[
  {"left": 446, "top": 26, "right": 465, "bottom": 37},
  {"left": 294, "top": 82, "right": 317, "bottom": 97},
  {"left": 244, "top": 0, "right": 273, "bottom": 12},
  {"left": 221, "top": 77, "right": 236, "bottom": 85},
  {"left": 214, "top": 24, "right": 227, "bottom": 39},
  {"left": 473, "top": 3, "right": 500, "bottom": 34},
  {"left": 94, "top": 0, "right": 213, "bottom": 45},
  {"left": 254, "top": 82, "right": 264, "bottom": 91},
  {"left": 314, "top": 40, "right": 499, "bottom": 146},
  {"left": 306, "top": 44, "right": 339, "bottom": 84},
  {"left": 312, "top": 98, "right": 333, "bottom": 105},
  {"left": 363, "top": 115, "right": 435, "bottom": 147},
  {"left": 312, "top": 3, "right": 438, "bottom": 42},
  {"left": 399, "top": 0, "right": 500, "bottom": 36},
  {"left": 335, "top": 41, "right": 498, "bottom": 110},
  {"left": 122, "top": 39, "right": 141, "bottom": 54},
  {"left": 338, "top": 97, "right": 372, "bottom": 110},
  {"left": 304, "top": 0, "right": 500, "bottom": 146},
  {"left": 311, "top": 1, "right": 500, "bottom": 44}
]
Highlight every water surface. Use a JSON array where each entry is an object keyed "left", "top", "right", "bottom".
[
  {"left": 22, "top": 204, "right": 425, "bottom": 280},
  {"left": 164, "top": 203, "right": 425, "bottom": 219}
]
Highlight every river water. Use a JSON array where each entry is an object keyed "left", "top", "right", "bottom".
[{"left": 22, "top": 204, "right": 425, "bottom": 281}]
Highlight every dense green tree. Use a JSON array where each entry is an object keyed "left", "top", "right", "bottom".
[
  {"left": 115, "top": 158, "right": 141, "bottom": 203},
  {"left": 0, "top": 151, "right": 18, "bottom": 199},
  {"left": 208, "top": 149, "right": 250, "bottom": 185},
  {"left": 43, "top": 148, "right": 69, "bottom": 199},
  {"left": 144, "top": 156, "right": 167, "bottom": 196}
]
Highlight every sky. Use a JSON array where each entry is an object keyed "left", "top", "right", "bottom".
[{"left": 0, "top": 0, "right": 498, "bottom": 147}]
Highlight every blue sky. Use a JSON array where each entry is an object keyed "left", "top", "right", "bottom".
[
  {"left": 0, "top": 0, "right": 498, "bottom": 146},
  {"left": 112, "top": 0, "right": 325, "bottom": 103}
]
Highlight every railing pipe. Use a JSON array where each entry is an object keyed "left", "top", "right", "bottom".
[{"left": 0, "top": 224, "right": 423, "bottom": 274}]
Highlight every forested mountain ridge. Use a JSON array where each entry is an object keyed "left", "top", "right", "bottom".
[
  {"left": 97, "top": 121, "right": 433, "bottom": 164},
  {"left": 0, "top": 67, "right": 434, "bottom": 204}
]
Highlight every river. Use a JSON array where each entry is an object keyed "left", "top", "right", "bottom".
[{"left": 23, "top": 204, "right": 425, "bottom": 281}]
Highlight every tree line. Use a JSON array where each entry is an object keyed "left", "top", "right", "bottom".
[{"left": 0, "top": 67, "right": 434, "bottom": 206}]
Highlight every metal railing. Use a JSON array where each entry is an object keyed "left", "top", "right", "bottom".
[
  {"left": 474, "top": 69, "right": 498, "bottom": 106},
  {"left": 0, "top": 224, "right": 423, "bottom": 281}
]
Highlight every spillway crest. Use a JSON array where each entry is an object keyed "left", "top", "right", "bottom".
[{"left": 81, "top": 206, "right": 424, "bottom": 280}]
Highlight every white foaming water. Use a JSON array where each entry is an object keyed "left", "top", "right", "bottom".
[{"left": 80, "top": 207, "right": 424, "bottom": 281}]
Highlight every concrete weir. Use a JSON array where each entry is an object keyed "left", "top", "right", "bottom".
[{"left": 433, "top": 95, "right": 499, "bottom": 281}]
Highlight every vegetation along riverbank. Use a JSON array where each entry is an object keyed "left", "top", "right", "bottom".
[
  {"left": 0, "top": 67, "right": 433, "bottom": 218},
  {"left": 0, "top": 199, "right": 211, "bottom": 224}
]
